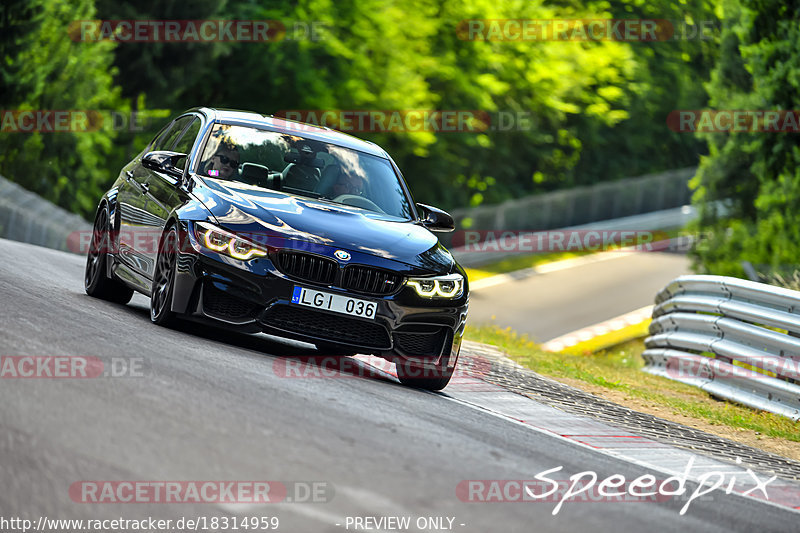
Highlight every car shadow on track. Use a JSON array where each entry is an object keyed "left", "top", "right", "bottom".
[{"left": 109, "top": 296, "right": 400, "bottom": 386}]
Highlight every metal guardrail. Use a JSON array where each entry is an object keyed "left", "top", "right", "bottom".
[
  {"left": 444, "top": 167, "right": 696, "bottom": 248},
  {"left": 0, "top": 174, "right": 91, "bottom": 253},
  {"left": 643, "top": 275, "right": 800, "bottom": 421}
]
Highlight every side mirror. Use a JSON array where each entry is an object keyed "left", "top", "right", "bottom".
[
  {"left": 142, "top": 150, "right": 187, "bottom": 179},
  {"left": 416, "top": 203, "right": 455, "bottom": 233}
]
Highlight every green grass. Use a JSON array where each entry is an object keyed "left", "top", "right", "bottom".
[{"left": 464, "top": 324, "right": 800, "bottom": 443}]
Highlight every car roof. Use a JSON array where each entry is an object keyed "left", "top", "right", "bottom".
[{"left": 188, "top": 107, "right": 389, "bottom": 158}]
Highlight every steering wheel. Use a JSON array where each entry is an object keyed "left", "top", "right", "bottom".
[{"left": 331, "top": 194, "right": 384, "bottom": 213}]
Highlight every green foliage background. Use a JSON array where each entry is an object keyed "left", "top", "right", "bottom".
[
  {"left": 689, "top": 0, "right": 800, "bottom": 277},
  {"left": 0, "top": 0, "right": 717, "bottom": 216},
  {"left": 5, "top": 0, "right": 793, "bottom": 278},
  {"left": 0, "top": 0, "right": 127, "bottom": 216}
]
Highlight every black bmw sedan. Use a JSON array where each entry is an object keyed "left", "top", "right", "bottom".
[{"left": 85, "top": 108, "right": 468, "bottom": 390}]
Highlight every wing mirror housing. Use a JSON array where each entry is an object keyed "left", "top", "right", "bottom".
[
  {"left": 142, "top": 150, "right": 187, "bottom": 179},
  {"left": 416, "top": 203, "right": 455, "bottom": 232}
]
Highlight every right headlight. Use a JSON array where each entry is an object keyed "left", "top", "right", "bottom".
[
  {"left": 406, "top": 273, "right": 464, "bottom": 298},
  {"left": 194, "top": 221, "right": 268, "bottom": 261}
]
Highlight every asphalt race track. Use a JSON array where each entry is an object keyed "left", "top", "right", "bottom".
[
  {"left": 468, "top": 251, "right": 691, "bottom": 342},
  {"left": 0, "top": 238, "right": 796, "bottom": 532}
]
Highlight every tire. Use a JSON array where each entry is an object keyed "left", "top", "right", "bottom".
[
  {"left": 85, "top": 206, "right": 134, "bottom": 304},
  {"left": 396, "top": 348, "right": 459, "bottom": 391},
  {"left": 150, "top": 226, "right": 179, "bottom": 326}
]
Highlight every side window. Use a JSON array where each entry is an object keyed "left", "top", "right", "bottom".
[
  {"left": 172, "top": 118, "right": 201, "bottom": 170},
  {"left": 156, "top": 116, "right": 193, "bottom": 152},
  {"left": 148, "top": 123, "right": 173, "bottom": 152}
]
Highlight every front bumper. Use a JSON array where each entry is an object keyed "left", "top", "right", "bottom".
[{"left": 171, "top": 224, "right": 468, "bottom": 366}]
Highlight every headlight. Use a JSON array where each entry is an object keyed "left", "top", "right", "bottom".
[
  {"left": 406, "top": 273, "right": 464, "bottom": 298},
  {"left": 194, "top": 222, "right": 267, "bottom": 261}
]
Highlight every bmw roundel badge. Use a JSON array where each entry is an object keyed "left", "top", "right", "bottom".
[{"left": 334, "top": 250, "right": 351, "bottom": 261}]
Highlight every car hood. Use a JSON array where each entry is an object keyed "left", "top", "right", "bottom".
[{"left": 191, "top": 178, "right": 455, "bottom": 273}]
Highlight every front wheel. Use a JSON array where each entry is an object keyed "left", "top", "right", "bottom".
[
  {"left": 85, "top": 207, "right": 134, "bottom": 304},
  {"left": 150, "top": 226, "right": 179, "bottom": 326},
  {"left": 396, "top": 350, "right": 458, "bottom": 391}
]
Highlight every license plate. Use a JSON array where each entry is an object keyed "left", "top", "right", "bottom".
[{"left": 291, "top": 286, "right": 377, "bottom": 320}]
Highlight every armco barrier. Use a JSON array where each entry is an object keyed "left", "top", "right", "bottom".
[
  {"left": 0, "top": 174, "right": 91, "bottom": 253},
  {"left": 643, "top": 275, "right": 800, "bottom": 420},
  {"left": 445, "top": 167, "right": 696, "bottom": 245}
]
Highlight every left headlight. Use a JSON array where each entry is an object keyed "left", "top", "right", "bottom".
[
  {"left": 406, "top": 273, "right": 464, "bottom": 298},
  {"left": 194, "top": 222, "right": 268, "bottom": 261}
]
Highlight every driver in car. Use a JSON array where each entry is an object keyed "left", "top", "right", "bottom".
[{"left": 205, "top": 143, "right": 240, "bottom": 180}]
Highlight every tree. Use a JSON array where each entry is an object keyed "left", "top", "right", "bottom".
[
  {"left": 690, "top": 0, "right": 800, "bottom": 277},
  {"left": 0, "top": 0, "right": 726, "bottom": 221},
  {"left": 0, "top": 0, "right": 126, "bottom": 218}
]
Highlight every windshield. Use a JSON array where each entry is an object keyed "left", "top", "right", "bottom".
[{"left": 197, "top": 123, "right": 413, "bottom": 220}]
